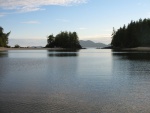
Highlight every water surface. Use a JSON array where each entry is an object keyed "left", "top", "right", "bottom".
[{"left": 0, "top": 49, "right": 150, "bottom": 113}]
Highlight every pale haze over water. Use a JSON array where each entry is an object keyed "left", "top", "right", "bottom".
[
  {"left": 9, "top": 39, "right": 47, "bottom": 47},
  {"left": 8, "top": 39, "right": 108, "bottom": 47}
]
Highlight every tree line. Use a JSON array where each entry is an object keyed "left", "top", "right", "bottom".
[
  {"left": 2, "top": 18, "right": 150, "bottom": 48},
  {"left": 111, "top": 18, "right": 150, "bottom": 48},
  {"left": 0, "top": 27, "right": 10, "bottom": 47},
  {"left": 46, "top": 31, "right": 82, "bottom": 49}
]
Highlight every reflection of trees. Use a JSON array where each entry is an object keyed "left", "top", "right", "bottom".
[
  {"left": 47, "top": 50, "right": 79, "bottom": 57},
  {"left": 48, "top": 53, "right": 78, "bottom": 57},
  {"left": 0, "top": 51, "right": 8, "bottom": 58},
  {"left": 47, "top": 49, "right": 80, "bottom": 52},
  {"left": 111, "top": 51, "right": 150, "bottom": 77},
  {"left": 0, "top": 52, "right": 8, "bottom": 84},
  {"left": 112, "top": 51, "right": 150, "bottom": 61},
  {"left": 46, "top": 50, "right": 79, "bottom": 92}
]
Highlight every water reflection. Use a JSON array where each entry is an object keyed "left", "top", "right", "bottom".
[
  {"left": 48, "top": 53, "right": 78, "bottom": 57},
  {"left": 1, "top": 49, "right": 150, "bottom": 112},
  {"left": 0, "top": 51, "right": 8, "bottom": 58},
  {"left": 47, "top": 49, "right": 80, "bottom": 52},
  {"left": 111, "top": 50, "right": 150, "bottom": 77},
  {"left": 7, "top": 50, "right": 47, "bottom": 58},
  {"left": 112, "top": 50, "right": 150, "bottom": 61},
  {"left": 47, "top": 50, "right": 79, "bottom": 57},
  {"left": 111, "top": 50, "right": 150, "bottom": 111},
  {"left": 0, "top": 51, "right": 8, "bottom": 80}
]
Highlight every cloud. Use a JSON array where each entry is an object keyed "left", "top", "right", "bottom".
[
  {"left": 21, "top": 21, "right": 40, "bottom": 24},
  {"left": 0, "top": 0, "right": 87, "bottom": 12},
  {"left": 0, "top": 12, "right": 9, "bottom": 17},
  {"left": 0, "top": 13, "right": 5, "bottom": 17}
]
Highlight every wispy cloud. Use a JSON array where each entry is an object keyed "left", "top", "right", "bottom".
[
  {"left": 0, "top": 12, "right": 9, "bottom": 17},
  {"left": 0, "top": 0, "right": 87, "bottom": 13},
  {"left": 0, "top": 13, "right": 5, "bottom": 17},
  {"left": 21, "top": 21, "right": 40, "bottom": 24}
]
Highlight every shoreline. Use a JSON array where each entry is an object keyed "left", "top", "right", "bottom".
[
  {"left": 102, "top": 46, "right": 150, "bottom": 51},
  {"left": 123, "top": 47, "right": 150, "bottom": 51},
  {"left": 1, "top": 47, "right": 150, "bottom": 51},
  {"left": 0, "top": 47, "right": 65, "bottom": 51},
  {"left": 0, "top": 47, "right": 85, "bottom": 51}
]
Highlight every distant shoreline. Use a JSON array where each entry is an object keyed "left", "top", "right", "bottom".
[
  {"left": 0, "top": 47, "right": 85, "bottom": 51},
  {"left": 0, "top": 47, "right": 65, "bottom": 51},
  {"left": 102, "top": 47, "right": 150, "bottom": 51},
  {"left": 123, "top": 47, "right": 150, "bottom": 51},
  {"left": 1, "top": 47, "right": 150, "bottom": 51}
]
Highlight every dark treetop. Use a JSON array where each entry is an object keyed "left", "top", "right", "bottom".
[
  {"left": 0, "top": 27, "right": 10, "bottom": 47},
  {"left": 46, "top": 31, "right": 82, "bottom": 49},
  {"left": 111, "top": 18, "right": 150, "bottom": 48}
]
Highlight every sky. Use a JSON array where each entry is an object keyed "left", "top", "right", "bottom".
[{"left": 0, "top": 0, "right": 150, "bottom": 44}]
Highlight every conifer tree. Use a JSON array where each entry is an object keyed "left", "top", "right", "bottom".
[{"left": 0, "top": 27, "right": 10, "bottom": 47}]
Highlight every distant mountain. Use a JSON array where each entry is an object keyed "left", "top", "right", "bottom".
[
  {"left": 9, "top": 39, "right": 107, "bottom": 48},
  {"left": 79, "top": 40, "right": 107, "bottom": 48}
]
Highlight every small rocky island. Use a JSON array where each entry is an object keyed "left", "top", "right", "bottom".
[{"left": 45, "top": 31, "right": 82, "bottom": 49}]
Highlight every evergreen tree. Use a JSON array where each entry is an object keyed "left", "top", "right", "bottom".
[
  {"left": 47, "top": 34, "right": 55, "bottom": 47},
  {"left": 0, "top": 27, "right": 10, "bottom": 47},
  {"left": 111, "top": 18, "right": 150, "bottom": 48}
]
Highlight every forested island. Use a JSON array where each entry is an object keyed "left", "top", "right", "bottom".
[
  {"left": 0, "top": 27, "right": 10, "bottom": 47},
  {"left": 45, "top": 31, "right": 82, "bottom": 49},
  {"left": 111, "top": 18, "right": 150, "bottom": 48}
]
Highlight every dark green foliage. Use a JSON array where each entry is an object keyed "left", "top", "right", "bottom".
[
  {"left": 111, "top": 18, "right": 150, "bottom": 48},
  {"left": 0, "top": 26, "right": 10, "bottom": 47},
  {"left": 47, "top": 34, "right": 55, "bottom": 48},
  {"left": 14, "top": 44, "right": 20, "bottom": 48},
  {"left": 46, "top": 31, "right": 82, "bottom": 49}
]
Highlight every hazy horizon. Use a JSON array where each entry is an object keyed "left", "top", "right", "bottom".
[{"left": 8, "top": 38, "right": 109, "bottom": 47}]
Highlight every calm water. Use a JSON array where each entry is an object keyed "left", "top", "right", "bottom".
[{"left": 0, "top": 49, "right": 150, "bottom": 113}]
